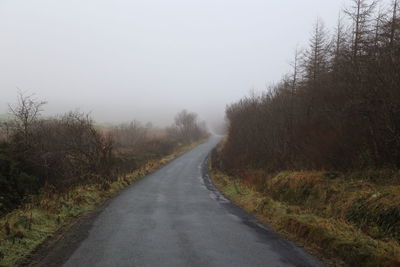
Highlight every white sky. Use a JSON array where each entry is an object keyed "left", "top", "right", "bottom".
[{"left": 0, "top": 0, "right": 355, "bottom": 125}]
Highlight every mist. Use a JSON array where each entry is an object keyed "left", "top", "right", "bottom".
[{"left": 0, "top": 0, "right": 344, "bottom": 126}]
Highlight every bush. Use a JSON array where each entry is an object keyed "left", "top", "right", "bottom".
[{"left": 0, "top": 142, "right": 40, "bottom": 214}]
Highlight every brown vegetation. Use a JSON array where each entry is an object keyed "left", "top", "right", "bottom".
[
  {"left": 210, "top": 150, "right": 400, "bottom": 266},
  {"left": 0, "top": 92, "right": 209, "bottom": 266},
  {"left": 0, "top": 91, "right": 208, "bottom": 215},
  {"left": 167, "top": 109, "right": 208, "bottom": 144},
  {"left": 0, "top": 140, "right": 202, "bottom": 267},
  {"left": 213, "top": 1, "right": 400, "bottom": 266},
  {"left": 222, "top": 0, "right": 400, "bottom": 172}
]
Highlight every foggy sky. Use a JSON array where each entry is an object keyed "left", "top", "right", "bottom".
[{"left": 1, "top": 0, "right": 348, "bottom": 126}]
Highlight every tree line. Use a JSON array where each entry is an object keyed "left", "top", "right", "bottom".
[
  {"left": 220, "top": 0, "right": 400, "bottom": 173},
  {"left": 0, "top": 93, "right": 208, "bottom": 214}
]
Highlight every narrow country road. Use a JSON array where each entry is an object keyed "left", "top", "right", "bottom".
[{"left": 37, "top": 136, "right": 323, "bottom": 267}]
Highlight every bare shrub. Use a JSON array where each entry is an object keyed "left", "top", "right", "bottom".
[
  {"left": 167, "top": 110, "right": 208, "bottom": 143},
  {"left": 110, "top": 120, "right": 147, "bottom": 148}
]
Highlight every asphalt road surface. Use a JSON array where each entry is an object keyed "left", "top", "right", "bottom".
[{"left": 36, "top": 136, "right": 323, "bottom": 267}]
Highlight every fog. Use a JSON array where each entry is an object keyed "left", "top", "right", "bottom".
[{"left": 0, "top": 0, "right": 345, "bottom": 126}]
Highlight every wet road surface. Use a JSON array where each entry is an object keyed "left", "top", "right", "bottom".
[{"left": 37, "top": 136, "right": 323, "bottom": 267}]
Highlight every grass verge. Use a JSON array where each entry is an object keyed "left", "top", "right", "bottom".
[
  {"left": 209, "top": 165, "right": 400, "bottom": 267},
  {"left": 0, "top": 140, "right": 203, "bottom": 267}
]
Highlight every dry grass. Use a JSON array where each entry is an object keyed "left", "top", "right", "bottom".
[
  {"left": 264, "top": 171, "right": 400, "bottom": 242},
  {"left": 0, "top": 140, "right": 202, "bottom": 267},
  {"left": 210, "top": 166, "right": 400, "bottom": 267}
]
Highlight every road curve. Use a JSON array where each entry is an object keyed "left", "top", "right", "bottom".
[{"left": 37, "top": 136, "right": 323, "bottom": 267}]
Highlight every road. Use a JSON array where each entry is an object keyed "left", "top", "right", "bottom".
[{"left": 36, "top": 136, "right": 323, "bottom": 267}]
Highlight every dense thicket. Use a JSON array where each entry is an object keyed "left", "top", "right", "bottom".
[
  {"left": 0, "top": 94, "right": 208, "bottom": 214},
  {"left": 222, "top": 0, "right": 400, "bottom": 172}
]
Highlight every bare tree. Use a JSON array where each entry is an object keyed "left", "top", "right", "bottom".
[
  {"left": 111, "top": 120, "right": 147, "bottom": 148},
  {"left": 344, "top": 0, "right": 377, "bottom": 61},
  {"left": 389, "top": 0, "right": 399, "bottom": 48},
  {"left": 168, "top": 110, "right": 207, "bottom": 143},
  {"left": 8, "top": 91, "right": 47, "bottom": 145},
  {"left": 220, "top": 0, "right": 400, "bottom": 172},
  {"left": 302, "top": 18, "right": 330, "bottom": 82}
]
